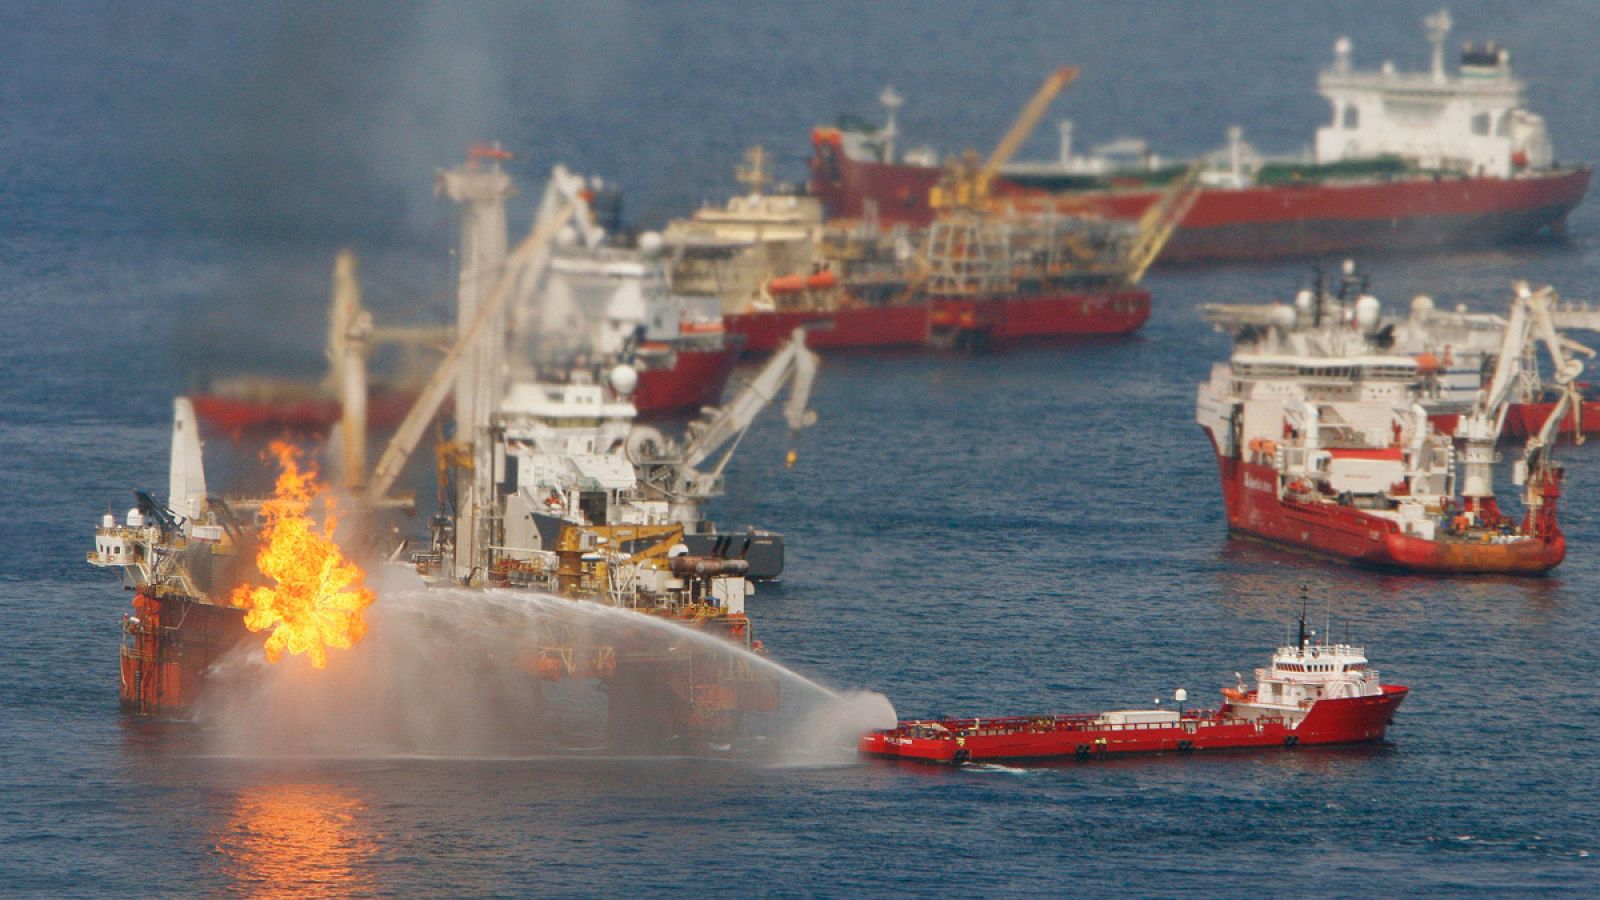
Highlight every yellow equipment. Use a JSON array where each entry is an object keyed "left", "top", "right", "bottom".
[{"left": 930, "top": 66, "right": 1079, "bottom": 211}]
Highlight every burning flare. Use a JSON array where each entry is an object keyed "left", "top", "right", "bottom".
[{"left": 231, "top": 442, "right": 375, "bottom": 668}]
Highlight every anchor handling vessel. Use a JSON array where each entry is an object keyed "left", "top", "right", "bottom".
[
  {"left": 1196, "top": 280, "right": 1580, "bottom": 574},
  {"left": 810, "top": 11, "right": 1589, "bottom": 264},
  {"left": 860, "top": 620, "right": 1407, "bottom": 765}
]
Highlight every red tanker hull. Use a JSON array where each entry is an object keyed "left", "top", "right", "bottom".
[
  {"left": 859, "top": 687, "right": 1408, "bottom": 765},
  {"left": 810, "top": 133, "right": 1591, "bottom": 264},
  {"left": 1208, "top": 443, "right": 1564, "bottom": 574},
  {"left": 193, "top": 347, "right": 741, "bottom": 434},
  {"left": 725, "top": 289, "right": 1150, "bottom": 354}
]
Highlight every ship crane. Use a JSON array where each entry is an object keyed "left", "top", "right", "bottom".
[
  {"left": 628, "top": 328, "right": 819, "bottom": 525},
  {"left": 1457, "top": 283, "right": 1584, "bottom": 522},
  {"left": 931, "top": 66, "right": 1079, "bottom": 210},
  {"left": 365, "top": 195, "right": 579, "bottom": 505}
]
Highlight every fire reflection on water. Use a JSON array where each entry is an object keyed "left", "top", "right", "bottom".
[{"left": 213, "top": 785, "right": 377, "bottom": 896}]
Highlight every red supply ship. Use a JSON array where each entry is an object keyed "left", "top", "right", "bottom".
[
  {"left": 665, "top": 146, "right": 1184, "bottom": 353},
  {"left": 1195, "top": 278, "right": 1581, "bottom": 574},
  {"left": 810, "top": 12, "right": 1588, "bottom": 264},
  {"left": 860, "top": 620, "right": 1407, "bottom": 765}
]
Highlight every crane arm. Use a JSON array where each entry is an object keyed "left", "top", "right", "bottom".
[
  {"left": 679, "top": 328, "right": 819, "bottom": 475},
  {"left": 1521, "top": 285, "right": 1588, "bottom": 465},
  {"left": 979, "top": 66, "right": 1079, "bottom": 196},
  {"left": 1461, "top": 286, "right": 1535, "bottom": 441},
  {"left": 366, "top": 200, "right": 577, "bottom": 502},
  {"left": 1124, "top": 161, "right": 1204, "bottom": 284},
  {"left": 1528, "top": 286, "right": 1585, "bottom": 385}
]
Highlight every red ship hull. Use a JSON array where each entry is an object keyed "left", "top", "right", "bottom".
[
  {"left": 809, "top": 134, "right": 1591, "bottom": 264},
  {"left": 631, "top": 346, "right": 743, "bottom": 413},
  {"left": 725, "top": 289, "right": 1150, "bottom": 354},
  {"left": 859, "top": 687, "right": 1408, "bottom": 765},
  {"left": 1431, "top": 399, "right": 1600, "bottom": 440},
  {"left": 193, "top": 347, "right": 741, "bottom": 434},
  {"left": 1207, "top": 443, "right": 1564, "bottom": 574}
]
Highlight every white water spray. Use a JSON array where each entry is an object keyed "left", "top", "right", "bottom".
[{"left": 198, "top": 567, "right": 895, "bottom": 764}]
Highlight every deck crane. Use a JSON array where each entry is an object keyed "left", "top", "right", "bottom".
[
  {"left": 1124, "top": 162, "right": 1204, "bottom": 284},
  {"left": 627, "top": 328, "right": 820, "bottom": 528},
  {"left": 1457, "top": 283, "right": 1584, "bottom": 528},
  {"left": 365, "top": 187, "right": 580, "bottom": 505},
  {"left": 930, "top": 66, "right": 1078, "bottom": 211}
]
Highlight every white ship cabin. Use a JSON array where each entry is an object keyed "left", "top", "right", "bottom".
[
  {"left": 539, "top": 243, "right": 720, "bottom": 363},
  {"left": 1314, "top": 10, "right": 1553, "bottom": 177},
  {"left": 1227, "top": 639, "right": 1384, "bottom": 723},
  {"left": 1204, "top": 287, "right": 1507, "bottom": 413},
  {"left": 495, "top": 379, "right": 671, "bottom": 543},
  {"left": 1198, "top": 354, "right": 1457, "bottom": 536},
  {"left": 662, "top": 187, "right": 828, "bottom": 315}
]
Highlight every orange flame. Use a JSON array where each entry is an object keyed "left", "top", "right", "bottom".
[{"left": 231, "top": 442, "right": 375, "bottom": 668}]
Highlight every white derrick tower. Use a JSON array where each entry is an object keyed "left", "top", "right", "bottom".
[{"left": 437, "top": 145, "right": 517, "bottom": 579}]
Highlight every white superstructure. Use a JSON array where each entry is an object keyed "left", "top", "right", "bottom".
[
  {"left": 1225, "top": 626, "right": 1385, "bottom": 725},
  {"left": 1314, "top": 9, "right": 1554, "bottom": 177}
]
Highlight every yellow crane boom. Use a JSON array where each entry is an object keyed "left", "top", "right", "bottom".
[
  {"left": 980, "top": 66, "right": 1078, "bottom": 197},
  {"left": 932, "top": 66, "right": 1079, "bottom": 210}
]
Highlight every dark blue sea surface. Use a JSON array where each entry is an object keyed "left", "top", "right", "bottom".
[{"left": 4, "top": 1, "right": 1600, "bottom": 894}]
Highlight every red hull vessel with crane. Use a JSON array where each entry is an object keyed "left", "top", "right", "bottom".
[
  {"left": 861, "top": 621, "right": 1407, "bottom": 765},
  {"left": 1196, "top": 280, "right": 1579, "bottom": 574},
  {"left": 811, "top": 14, "right": 1588, "bottom": 265},
  {"left": 669, "top": 77, "right": 1182, "bottom": 355}
]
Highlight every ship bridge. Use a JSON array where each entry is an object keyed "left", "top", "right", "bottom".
[{"left": 1314, "top": 10, "right": 1552, "bottom": 177}]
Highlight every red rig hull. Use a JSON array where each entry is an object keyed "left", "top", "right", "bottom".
[
  {"left": 859, "top": 687, "right": 1408, "bottom": 765},
  {"left": 1208, "top": 446, "right": 1564, "bottom": 574},
  {"left": 725, "top": 289, "right": 1150, "bottom": 354},
  {"left": 809, "top": 132, "right": 1591, "bottom": 265},
  {"left": 120, "top": 592, "right": 252, "bottom": 716}
]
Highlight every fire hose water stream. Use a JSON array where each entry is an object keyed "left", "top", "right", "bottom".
[{"left": 197, "top": 567, "right": 895, "bottom": 765}]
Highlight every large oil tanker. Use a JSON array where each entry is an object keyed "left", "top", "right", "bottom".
[
  {"left": 860, "top": 620, "right": 1407, "bottom": 765},
  {"left": 810, "top": 12, "right": 1589, "bottom": 264}
]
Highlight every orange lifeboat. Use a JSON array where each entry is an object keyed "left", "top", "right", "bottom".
[
  {"left": 767, "top": 274, "right": 808, "bottom": 294},
  {"left": 805, "top": 270, "right": 838, "bottom": 290}
]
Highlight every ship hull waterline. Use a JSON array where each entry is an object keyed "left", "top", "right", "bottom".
[
  {"left": 725, "top": 289, "right": 1151, "bottom": 355},
  {"left": 193, "top": 347, "right": 742, "bottom": 434},
  {"left": 809, "top": 139, "right": 1592, "bottom": 265},
  {"left": 1208, "top": 442, "right": 1564, "bottom": 575},
  {"left": 859, "top": 688, "right": 1408, "bottom": 765}
]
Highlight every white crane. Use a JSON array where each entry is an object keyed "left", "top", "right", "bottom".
[
  {"left": 1457, "top": 283, "right": 1585, "bottom": 521},
  {"left": 628, "top": 328, "right": 820, "bottom": 527}
]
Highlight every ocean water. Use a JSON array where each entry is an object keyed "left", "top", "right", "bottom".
[{"left": 5, "top": 1, "right": 1600, "bottom": 894}]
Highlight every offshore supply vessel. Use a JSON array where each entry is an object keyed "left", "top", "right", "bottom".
[
  {"left": 1195, "top": 280, "right": 1580, "bottom": 573},
  {"left": 665, "top": 144, "right": 1183, "bottom": 353},
  {"left": 860, "top": 620, "right": 1407, "bottom": 765},
  {"left": 1200, "top": 262, "right": 1600, "bottom": 440},
  {"left": 810, "top": 11, "right": 1589, "bottom": 264}
]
